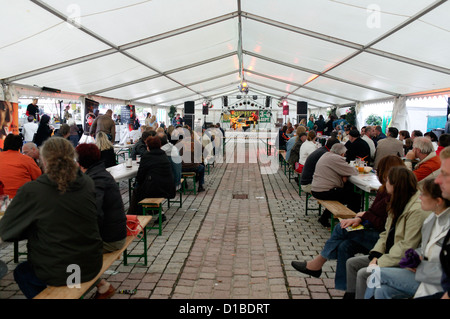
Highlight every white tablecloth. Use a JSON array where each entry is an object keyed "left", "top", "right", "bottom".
[{"left": 349, "top": 173, "right": 381, "bottom": 193}]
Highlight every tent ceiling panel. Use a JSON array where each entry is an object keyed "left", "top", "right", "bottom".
[
  {"left": 242, "top": 55, "right": 317, "bottom": 86},
  {"left": 126, "top": 19, "right": 239, "bottom": 72},
  {"left": 168, "top": 56, "right": 239, "bottom": 85},
  {"left": 327, "top": 52, "right": 450, "bottom": 95},
  {"left": 96, "top": 76, "right": 180, "bottom": 101},
  {"left": 134, "top": 87, "right": 194, "bottom": 105},
  {"left": 241, "top": 18, "right": 356, "bottom": 72},
  {"left": 246, "top": 82, "right": 329, "bottom": 109},
  {"left": 0, "top": 1, "right": 110, "bottom": 79},
  {"left": 40, "top": 0, "right": 238, "bottom": 46},
  {"left": 13, "top": 53, "right": 156, "bottom": 95},
  {"left": 2, "top": 1, "right": 449, "bottom": 111},
  {"left": 187, "top": 74, "right": 241, "bottom": 93},
  {"left": 371, "top": 1, "right": 450, "bottom": 69},
  {"left": 294, "top": 87, "right": 355, "bottom": 106},
  {"left": 303, "top": 76, "right": 394, "bottom": 103},
  {"left": 241, "top": 0, "right": 437, "bottom": 44}
]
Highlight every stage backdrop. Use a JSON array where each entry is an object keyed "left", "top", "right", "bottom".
[
  {"left": 0, "top": 100, "right": 19, "bottom": 149},
  {"left": 223, "top": 110, "right": 271, "bottom": 123}
]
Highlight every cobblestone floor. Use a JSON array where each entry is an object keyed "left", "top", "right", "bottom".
[{"left": 0, "top": 140, "right": 344, "bottom": 300}]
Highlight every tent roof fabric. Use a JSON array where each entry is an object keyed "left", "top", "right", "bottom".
[{"left": 1, "top": 0, "right": 449, "bottom": 109}]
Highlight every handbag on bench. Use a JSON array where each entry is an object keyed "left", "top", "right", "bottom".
[{"left": 126, "top": 215, "right": 143, "bottom": 236}]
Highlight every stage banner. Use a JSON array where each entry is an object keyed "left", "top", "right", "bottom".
[
  {"left": 259, "top": 110, "right": 271, "bottom": 123},
  {"left": 84, "top": 98, "right": 99, "bottom": 133},
  {"left": 0, "top": 100, "right": 19, "bottom": 149},
  {"left": 223, "top": 110, "right": 259, "bottom": 122}
]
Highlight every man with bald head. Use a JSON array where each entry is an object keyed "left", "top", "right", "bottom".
[{"left": 22, "top": 142, "right": 42, "bottom": 172}]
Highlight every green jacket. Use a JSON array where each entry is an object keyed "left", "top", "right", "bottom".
[
  {"left": 371, "top": 191, "right": 432, "bottom": 268},
  {"left": 0, "top": 170, "right": 103, "bottom": 286}
]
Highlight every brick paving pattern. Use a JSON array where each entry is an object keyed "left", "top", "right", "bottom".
[{"left": 0, "top": 139, "right": 345, "bottom": 299}]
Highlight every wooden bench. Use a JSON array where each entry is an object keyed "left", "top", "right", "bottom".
[
  {"left": 167, "top": 178, "right": 184, "bottom": 208},
  {"left": 33, "top": 215, "right": 152, "bottom": 299},
  {"left": 139, "top": 198, "right": 164, "bottom": 236},
  {"left": 315, "top": 199, "right": 356, "bottom": 232},
  {"left": 181, "top": 172, "right": 197, "bottom": 195}
]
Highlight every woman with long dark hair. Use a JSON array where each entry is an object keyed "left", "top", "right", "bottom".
[
  {"left": 369, "top": 178, "right": 450, "bottom": 299},
  {"left": 344, "top": 166, "right": 431, "bottom": 299}
]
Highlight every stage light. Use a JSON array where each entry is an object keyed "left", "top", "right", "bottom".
[{"left": 239, "top": 80, "right": 249, "bottom": 94}]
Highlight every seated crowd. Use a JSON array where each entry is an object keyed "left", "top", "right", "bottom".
[
  {"left": 0, "top": 113, "right": 220, "bottom": 299},
  {"left": 282, "top": 117, "right": 450, "bottom": 299}
]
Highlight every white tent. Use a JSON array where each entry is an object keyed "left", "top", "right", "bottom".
[{"left": 1, "top": 0, "right": 449, "bottom": 127}]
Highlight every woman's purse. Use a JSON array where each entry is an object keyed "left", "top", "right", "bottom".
[
  {"left": 126, "top": 215, "right": 143, "bottom": 236},
  {"left": 294, "top": 162, "right": 304, "bottom": 174}
]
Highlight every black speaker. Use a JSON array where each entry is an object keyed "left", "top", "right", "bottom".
[
  {"left": 223, "top": 96, "right": 228, "bottom": 107},
  {"left": 184, "top": 101, "right": 195, "bottom": 114},
  {"left": 265, "top": 96, "right": 271, "bottom": 108},
  {"left": 184, "top": 114, "right": 194, "bottom": 128},
  {"left": 297, "top": 101, "right": 307, "bottom": 115},
  {"left": 202, "top": 104, "right": 209, "bottom": 115}
]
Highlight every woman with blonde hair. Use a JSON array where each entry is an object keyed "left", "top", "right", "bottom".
[
  {"left": 95, "top": 131, "right": 116, "bottom": 168},
  {"left": 0, "top": 137, "right": 103, "bottom": 298}
]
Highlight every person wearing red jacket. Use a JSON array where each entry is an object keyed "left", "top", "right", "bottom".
[
  {"left": 405, "top": 137, "right": 441, "bottom": 181},
  {"left": 0, "top": 134, "right": 41, "bottom": 199}
]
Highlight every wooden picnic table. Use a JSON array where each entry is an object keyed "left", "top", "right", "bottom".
[{"left": 106, "top": 161, "right": 139, "bottom": 203}]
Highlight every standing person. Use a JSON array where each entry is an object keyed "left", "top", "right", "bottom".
[
  {"left": 33, "top": 114, "right": 53, "bottom": 147},
  {"left": 75, "top": 143, "right": 127, "bottom": 299},
  {"left": 90, "top": 109, "right": 116, "bottom": 142},
  {"left": 314, "top": 115, "right": 325, "bottom": 134},
  {"left": 22, "top": 116, "right": 38, "bottom": 142},
  {"left": 292, "top": 155, "right": 405, "bottom": 291},
  {"left": 145, "top": 112, "right": 152, "bottom": 126},
  {"left": 307, "top": 115, "right": 315, "bottom": 131},
  {"left": 0, "top": 134, "right": 42, "bottom": 198},
  {"left": 0, "top": 137, "right": 103, "bottom": 299},
  {"left": 368, "top": 178, "right": 450, "bottom": 299},
  {"left": 344, "top": 167, "right": 431, "bottom": 299},
  {"left": 26, "top": 99, "right": 39, "bottom": 120}
]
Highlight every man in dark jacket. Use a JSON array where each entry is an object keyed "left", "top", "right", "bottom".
[{"left": 345, "top": 129, "right": 371, "bottom": 164}]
